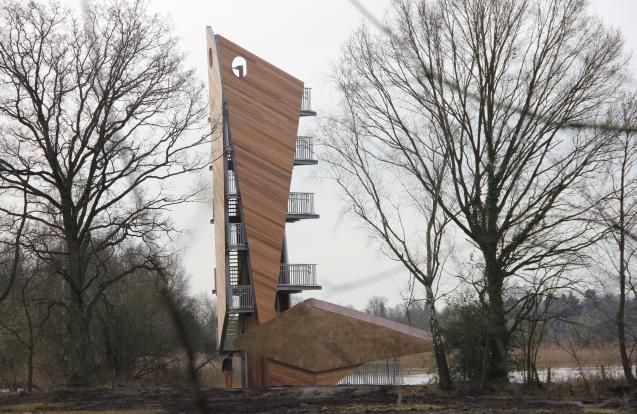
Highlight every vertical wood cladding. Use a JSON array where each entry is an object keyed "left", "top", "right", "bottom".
[
  {"left": 243, "top": 314, "right": 265, "bottom": 387},
  {"left": 206, "top": 29, "right": 226, "bottom": 345},
  {"left": 216, "top": 36, "right": 304, "bottom": 323}
]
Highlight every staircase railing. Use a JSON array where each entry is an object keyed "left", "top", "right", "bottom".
[
  {"left": 227, "top": 223, "right": 246, "bottom": 249},
  {"left": 227, "top": 285, "right": 254, "bottom": 311}
]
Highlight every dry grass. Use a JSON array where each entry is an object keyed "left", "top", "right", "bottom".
[
  {"left": 532, "top": 345, "right": 621, "bottom": 369},
  {"left": 0, "top": 405, "right": 162, "bottom": 413},
  {"left": 197, "top": 355, "right": 241, "bottom": 388},
  {"left": 1, "top": 385, "right": 635, "bottom": 413},
  {"left": 337, "top": 403, "right": 443, "bottom": 413},
  {"left": 401, "top": 345, "right": 623, "bottom": 373}
]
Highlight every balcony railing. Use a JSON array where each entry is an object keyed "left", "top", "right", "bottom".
[
  {"left": 287, "top": 192, "right": 318, "bottom": 220},
  {"left": 227, "top": 223, "right": 246, "bottom": 249},
  {"left": 279, "top": 264, "right": 318, "bottom": 287},
  {"left": 226, "top": 170, "right": 238, "bottom": 195},
  {"left": 295, "top": 136, "right": 317, "bottom": 165},
  {"left": 301, "top": 88, "right": 316, "bottom": 116},
  {"left": 227, "top": 285, "right": 254, "bottom": 312}
]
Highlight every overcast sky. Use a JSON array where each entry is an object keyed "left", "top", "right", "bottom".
[{"left": 66, "top": 1, "right": 637, "bottom": 309}]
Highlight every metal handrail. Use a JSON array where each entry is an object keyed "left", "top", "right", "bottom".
[
  {"left": 288, "top": 192, "right": 316, "bottom": 215},
  {"left": 222, "top": 313, "right": 241, "bottom": 351},
  {"left": 279, "top": 264, "right": 318, "bottom": 286},
  {"left": 301, "top": 88, "right": 312, "bottom": 112},
  {"left": 226, "top": 170, "right": 238, "bottom": 195},
  {"left": 295, "top": 136, "right": 315, "bottom": 161},
  {"left": 227, "top": 285, "right": 254, "bottom": 310},
  {"left": 227, "top": 223, "right": 245, "bottom": 248}
]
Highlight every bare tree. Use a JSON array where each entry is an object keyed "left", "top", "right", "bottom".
[
  {"left": 365, "top": 296, "right": 390, "bottom": 318},
  {"left": 322, "top": 100, "right": 454, "bottom": 389},
  {"left": 0, "top": 185, "right": 28, "bottom": 303},
  {"left": 329, "top": 0, "right": 626, "bottom": 382},
  {"left": 0, "top": 0, "right": 211, "bottom": 384},
  {"left": 0, "top": 257, "right": 59, "bottom": 391},
  {"left": 595, "top": 92, "right": 637, "bottom": 386},
  {"left": 513, "top": 267, "right": 581, "bottom": 386}
]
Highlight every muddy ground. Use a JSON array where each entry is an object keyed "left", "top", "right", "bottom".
[{"left": 1, "top": 385, "right": 636, "bottom": 413}]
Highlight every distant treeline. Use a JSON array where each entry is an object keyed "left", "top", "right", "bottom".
[{"left": 363, "top": 291, "right": 637, "bottom": 383}]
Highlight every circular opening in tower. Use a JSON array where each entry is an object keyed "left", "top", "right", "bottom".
[{"left": 232, "top": 56, "right": 247, "bottom": 78}]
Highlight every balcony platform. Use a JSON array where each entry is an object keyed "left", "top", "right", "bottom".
[
  {"left": 277, "top": 284, "right": 321, "bottom": 292},
  {"left": 294, "top": 159, "right": 318, "bottom": 166},
  {"left": 286, "top": 212, "right": 320, "bottom": 223}
]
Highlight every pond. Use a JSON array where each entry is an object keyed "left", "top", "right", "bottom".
[{"left": 404, "top": 366, "right": 625, "bottom": 385}]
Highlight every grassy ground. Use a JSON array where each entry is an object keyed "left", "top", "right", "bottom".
[
  {"left": 0, "top": 347, "right": 632, "bottom": 413},
  {"left": 0, "top": 383, "right": 635, "bottom": 414}
]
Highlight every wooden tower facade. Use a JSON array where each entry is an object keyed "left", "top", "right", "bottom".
[{"left": 206, "top": 28, "right": 320, "bottom": 386}]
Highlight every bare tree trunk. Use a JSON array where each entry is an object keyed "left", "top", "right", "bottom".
[
  {"left": 485, "top": 252, "right": 509, "bottom": 383},
  {"left": 618, "top": 171, "right": 636, "bottom": 385},
  {"left": 525, "top": 327, "right": 534, "bottom": 384},
  {"left": 0, "top": 188, "right": 28, "bottom": 303},
  {"left": 603, "top": 101, "right": 637, "bottom": 387},
  {"left": 66, "top": 244, "right": 92, "bottom": 385},
  {"left": 64, "top": 234, "right": 93, "bottom": 385},
  {"left": 27, "top": 343, "right": 34, "bottom": 392},
  {"left": 67, "top": 290, "right": 92, "bottom": 385},
  {"left": 424, "top": 284, "right": 452, "bottom": 390}
]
